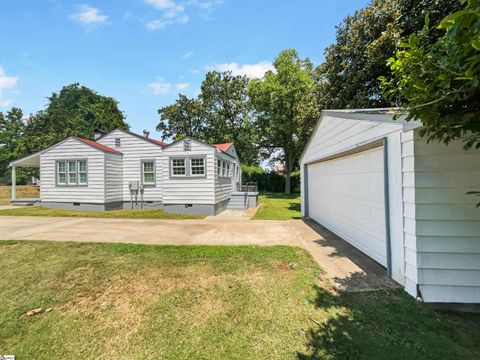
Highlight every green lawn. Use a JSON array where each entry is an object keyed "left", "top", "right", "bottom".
[
  {"left": 0, "top": 206, "right": 205, "bottom": 219},
  {"left": 253, "top": 192, "right": 301, "bottom": 220},
  {"left": 1, "top": 241, "right": 479, "bottom": 359}
]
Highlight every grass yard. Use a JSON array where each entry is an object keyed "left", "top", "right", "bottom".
[
  {"left": 253, "top": 192, "right": 301, "bottom": 220},
  {"left": 0, "top": 185, "right": 39, "bottom": 205},
  {"left": 1, "top": 241, "right": 479, "bottom": 359},
  {"left": 0, "top": 206, "right": 205, "bottom": 219}
]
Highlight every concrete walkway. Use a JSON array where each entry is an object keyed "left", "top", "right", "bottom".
[{"left": 0, "top": 216, "right": 397, "bottom": 292}]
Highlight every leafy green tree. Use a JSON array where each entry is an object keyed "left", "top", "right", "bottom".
[
  {"left": 199, "top": 71, "right": 258, "bottom": 165},
  {"left": 382, "top": 0, "right": 480, "bottom": 148},
  {"left": 156, "top": 72, "right": 259, "bottom": 164},
  {"left": 249, "top": 49, "right": 319, "bottom": 194},
  {"left": 316, "top": 0, "right": 462, "bottom": 109},
  {"left": 0, "top": 107, "right": 25, "bottom": 176},
  {"left": 157, "top": 95, "right": 207, "bottom": 140},
  {"left": 22, "top": 83, "right": 128, "bottom": 153}
]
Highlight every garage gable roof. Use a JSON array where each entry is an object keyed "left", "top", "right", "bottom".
[{"left": 300, "top": 108, "right": 422, "bottom": 162}]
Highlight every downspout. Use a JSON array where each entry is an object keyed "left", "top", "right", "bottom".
[
  {"left": 303, "top": 164, "right": 309, "bottom": 218},
  {"left": 383, "top": 138, "right": 392, "bottom": 278}
]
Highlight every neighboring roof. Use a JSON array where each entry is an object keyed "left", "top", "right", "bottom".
[
  {"left": 96, "top": 128, "right": 167, "bottom": 147},
  {"left": 213, "top": 142, "right": 234, "bottom": 153},
  {"left": 74, "top": 137, "right": 123, "bottom": 155}
]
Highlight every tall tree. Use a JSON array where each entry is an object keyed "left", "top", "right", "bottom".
[
  {"left": 156, "top": 72, "right": 259, "bottom": 164},
  {"left": 0, "top": 107, "right": 25, "bottom": 176},
  {"left": 157, "top": 95, "right": 206, "bottom": 140},
  {"left": 249, "top": 49, "right": 319, "bottom": 194},
  {"left": 382, "top": 0, "right": 480, "bottom": 148},
  {"left": 200, "top": 71, "right": 258, "bottom": 165},
  {"left": 22, "top": 83, "right": 128, "bottom": 153},
  {"left": 316, "top": 0, "right": 462, "bottom": 109}
]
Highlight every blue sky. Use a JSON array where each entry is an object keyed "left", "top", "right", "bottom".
[{"left": 0, "top": 0, "right": 369, "bottom": 138}]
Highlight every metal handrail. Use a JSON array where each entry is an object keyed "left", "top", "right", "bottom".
[{"left": 237, "top": 182, "right": 258, "bottom": 194}]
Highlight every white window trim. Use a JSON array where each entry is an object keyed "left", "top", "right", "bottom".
[
  {"left": 56, "top": 159, "right": 88, "bottom": 186},
  {"left": 142, "top": 160, "right": 156, "bottom": 186},
  {"left": 218, "top": 159, "right": 232, "bottom": 178},
  {"left": 170, "top": 157, "right": 187, "bottom": 177},
  {"left": 190, "top": 157, "right": 205, "bottom": 177}
]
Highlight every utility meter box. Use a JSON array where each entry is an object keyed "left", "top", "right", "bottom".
[{"left": 129, "top": 181, "right": 139, "bottom": 191}]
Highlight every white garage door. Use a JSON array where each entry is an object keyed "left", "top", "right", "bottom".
[{"left": 307, "top": 146, "right": 387, "bottom": 266}]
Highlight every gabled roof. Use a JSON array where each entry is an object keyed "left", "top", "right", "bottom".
[
  {"left": 213, "top": 142, "right": 233, "bottom": 153},
  {"left": 162, "top": 136, "right": 237, "bottom": 159},
  {"left": 96, "top": 128, "right": 167, "bottom": 147},
  {"left": 299, "top": 108, "right": 422, "bottom": 162},
  {"left": 74, "top": 137, "right": 123, "bottom": 155}
]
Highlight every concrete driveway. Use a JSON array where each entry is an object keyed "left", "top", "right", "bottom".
[{"left": 0, "top": 216, "right": 396, "bottom": 292}]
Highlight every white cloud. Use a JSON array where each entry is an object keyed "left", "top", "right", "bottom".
[
  {"left": 176, "top": 82, "right": 190, "bottom": 91},
  {"left": 145, "top": 18, "right": 172, "bottom": 30},
  {"left": 144, "top": 0, "right": 221, "bottom": 30},
  {"left": 182, "top": 51, "right": 194, "bottom": 59},
  {"left": 144, "top": 0, "right": 175, "bottom": 9},
  {"left": 208, "top": 61, "right": 274, "bottom": 79},
  {"left": 69, "top": 4, "right": 108, "bottom": 25},
  {"left": 144, "top": 2, "right": 188, "bottom": 30},
  {"left": 0, "top": 67, "right": 19, "bottom": 107},
  {"left": 149, "top": 77, "right": 172, "bottom": 95}
]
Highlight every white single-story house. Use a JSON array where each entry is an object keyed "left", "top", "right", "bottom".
[
  {"left": 9, "top": 128, "right": 257, "bottom": 215},
  {"left": 301, "top": 109, "right": 480, "bottom": 305}
]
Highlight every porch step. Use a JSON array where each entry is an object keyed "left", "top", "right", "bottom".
[{"left": 11, "top": 202, "right": 35, "bottom": 207}]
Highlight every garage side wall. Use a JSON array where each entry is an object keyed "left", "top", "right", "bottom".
[
  {"left": 300, "top": 114, "right": 406, "bottom": 284},
  {"left": 412, "top": 131, "right": 480, "bottom": 303}
]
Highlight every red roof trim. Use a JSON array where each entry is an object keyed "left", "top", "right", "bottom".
[
  {"left": 213, "top": 143, "right": 233, "bottom": 153},
  {"left": 74, "top": 137, "right": 123, "bottom": 155},
  {"left": 144, "top": 137, "right": 168, "bottom": 147}
]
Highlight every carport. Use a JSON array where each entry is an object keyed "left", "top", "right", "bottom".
[{"left": 9, "top": 152, "right": 41, "bottom": 203}]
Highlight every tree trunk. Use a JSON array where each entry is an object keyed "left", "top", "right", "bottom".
[{"left": 284, "top": 146, "right": 293, "bottom": 194}]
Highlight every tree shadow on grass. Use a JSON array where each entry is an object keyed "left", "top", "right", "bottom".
[
  {"left": 288, "top": 202, "right": 302, "bottom": 219},
  {"left": 297, "top": 273, "right": 480, "bottom": 360}
]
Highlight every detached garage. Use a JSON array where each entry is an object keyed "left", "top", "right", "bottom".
[{"left": 301, "top": 109, "right": 480, "bottom": 304}]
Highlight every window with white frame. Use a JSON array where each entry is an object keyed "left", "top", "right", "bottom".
[
  {"left": 190, "top": 157, "right": 205, "bottom": 176},
  {"left": 79, "top": 160, "right": 88, "bottom": 184},
  {"left": 57, "top": 160, "right": 87, "bottom": 186},
  {"left": 217, "top": 160, "right": 231, "bottom": 178},
  {"left": 171, "top": 158, "right": 186, "bottom": 176},
  {"left": 222, "top": 161, "right": 227, "bottom": 176},
  {"left": 115, "top": 138, "right": 121, "bottom": 148},
  {"left": 142, "top": 161, "right": 155, "bottom": 185},
  {"left": 57, "top": 161, "right": 66, "bottom": 184}
]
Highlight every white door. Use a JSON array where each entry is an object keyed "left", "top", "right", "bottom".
[{"left": 307, "top": 146, "right": 387, "bottom": 266}]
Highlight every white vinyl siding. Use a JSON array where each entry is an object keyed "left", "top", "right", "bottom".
[
  {"left": 411, "top": 131, "right": 480, "bottom": 303},
  {"left": 105, "top": 152, "right": 123, "bottom": 203},
  {"left": 162, "top": 139, "right": 215, "bottom": 204},
  {"left": 40, "top": 138, "right": 105, "bottom": 203},
  {"left": 97, "top": 129, "right": 163, "bottom": 202}
]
